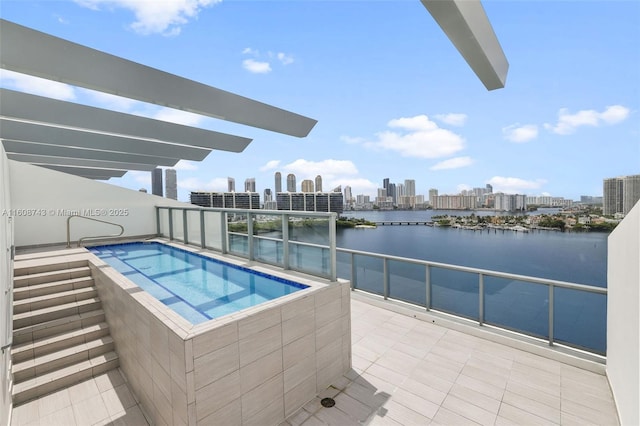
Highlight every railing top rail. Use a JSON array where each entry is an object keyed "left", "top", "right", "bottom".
[
  {"left": 156, "top": 205, "right": 336, "bottom": 219},
  {"left": 66, "top": 214, "right": 125, "bottom": 248},
  {"left": 336, "top": 246, "right": 606, "bottom": 294}
]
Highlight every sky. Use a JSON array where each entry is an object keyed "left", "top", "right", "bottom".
[{"left": 1, "top": 0, "right": 639, "bottom": 203}]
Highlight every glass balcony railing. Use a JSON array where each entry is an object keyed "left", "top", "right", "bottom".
[{"left": 156, "top": 206, "right": 607, "bottom": 356}]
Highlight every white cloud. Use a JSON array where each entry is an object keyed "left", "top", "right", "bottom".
[
  {"left": 486, "top": 176, "right": 547, "bottom": 194},
  {"left": 153, "top": 108, "right": 203, "bottom": 126},
  {"left": 434, "top": 113, "right": 467, "bottom": 127},
  {"left": 79, "top": 88, "right": 141, "bottom": 111},
  {"left": 430, "top": 156, "right": 474, "bottom": 171},
  {"left": 354, "top": 115, "right": 465, "bottom": 159},
  {"left": 502, "top": 124, "right": 539, "bottom": 143},
  {"left": 167, "top": 160, "right": 198, "bottom": 171},
  {"left": 277, "top": 52, "right": 294, "bottom": 65},
  {"left": 283, "top": 159, "right": 359, "bottom": 180},
  {"left": 456, "top": 184, "right": 472, "bottom": 192},
  {"left": 242, "top": 59, "right": 272, "bottom": 74},
  {"left": 0, "top": 70, "right": 76, "bottom": 100},
  {"left": 178, "top": 177, "right": 227, "bottom": 191},
  {"left": 544, "top": 105, "right": 630, "bottom": 135},
  {"left": 242, "top": 47, "right": 258, "bottom": 55},
  {"left": 75, "top": 0, "right": 220, "bottom": 36},
  {"left": 260, "top": 160, "right": 281, "bottom": 172},
  {"left": 340, "top": 135, "right": 366, "bottom": 145}
]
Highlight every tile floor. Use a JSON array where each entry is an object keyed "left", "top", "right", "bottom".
[
  {"left": 10, "top": 295, "right": 619, "bottom": 426},
  {"left": 10, "top": 369, "right": 150, "bottom": 426},
  {"left": 283, "top": 297, "right": 620, "bottom": 426}
]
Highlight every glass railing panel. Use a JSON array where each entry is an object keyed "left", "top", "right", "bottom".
[
  {"left": 350, "top": 254, "right": 384, "bottom": 296},
  {"left": 228, "top": 233, "right": 248, "bottom": 256},
  {"left": 253, "top": 214, "right": 283, "bottom": 239},
  {"left": 336, "top": 251, "right": 353, "bottom": 282},
  {"left": 483, "top": 276, "right": 549, "bottom": 340},
  {"left": 186, "top": 210, "right": 201, "bottom": 246},
  {"left": 553, "top": 287, "right": 606, "bottom": 355},
  {"left": 158, "top": 208, "right": 169, "bottom": 237},
  {"left": 388, "top": 260, "right": 426, "bottom": 307},
  {"left": 289, "top": 243, "right": 330, "bottom": 277},
  {"left": 171, "top": 209, "right": 184, "bottom": 242},
  {"left": 288, "top": 216, "right": 330, "bottom": 246},
  {"left": 254, "top": 237, "right": 283, "bottom": 265},
  {"left": 203, "top": 211, "right": 223, "bottom": 251},
  {"left": 430, "top": 267, "right": 479, "bottom": 320}
]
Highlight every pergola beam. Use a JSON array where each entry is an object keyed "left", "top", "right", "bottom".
[
  {"left": 0, "top": 19, "right": 317, "bottom": 137},
  {"left": 421, "top": 0, "right": 508, "bottom": 90}
]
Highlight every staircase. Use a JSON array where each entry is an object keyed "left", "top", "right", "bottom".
[{"left": 11, "top": 259, "right": 119, "bottom": 405}]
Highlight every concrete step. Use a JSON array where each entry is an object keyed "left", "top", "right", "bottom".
[
  {"left": 13, "top": 298, "right": 102, "bottom": 330},
  {"left": 13, "top": 258, "right": 88, "bottom": 277},
  {"left": 13, "top": 266, "right": 92, "bottom": 288},
  {"left": 13, "top": 309, "right": 106, "bottom": 345},
  {"left": 13, "top": 286, "right": 98, "bottom": 315},
  {"left": 12, "top": 351, "right": 119, "bottom": 406},
  {"left": 13, "top": 336, "right": 115, "bottom": 383},
  {"left": 13, "top": 276, "right": 94, "bottom": 301},
  {"left": 12, "top": 322, "right": 110, "bottom": 364}
]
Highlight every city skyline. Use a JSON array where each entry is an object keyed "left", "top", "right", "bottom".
[{"left": 1, "top": 2, "right": 638, "bottom": 202}]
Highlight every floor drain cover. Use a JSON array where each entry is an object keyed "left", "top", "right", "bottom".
[{"left": 320, "top": 397, "right": 336, "bottom": 408}]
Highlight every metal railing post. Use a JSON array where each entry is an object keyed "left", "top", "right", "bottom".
[
  {"left": 479, "top": 273, "right": 484, "bottom": 326},
  {"left": 200, "top": 210, "right": 205, "bottom": 248},
  {"left": 155, "top": 207, "right": 160, "bottom": 236},
  {"left": 220, "top": 212, "right": 228, "bottom": 254},
  {"left": 247, "top": 212, "right": 254, "bottom": 261},
  {"left": 183, "top": 209, "right": 188, "bottom": 244},
  {"left": 168, "top": 208, "right": 174, "bottom": 241},
  {"left": 383, "top": 258, "right": 389, "bottom": 299},
  {"left": 425, "top": 264, "right": 431, "bottom": 311},
  {"left": 351, "top": 252, "right": 356, "bottom": 290},
  {"left": 329, "top": 213, "right": 337, "bottom": 282},
  {"left": 282, "top": 214, "right": 290, "bottom": 270},
  {"left": 548, "top": 284, "right": 554, "bottom": 346}
]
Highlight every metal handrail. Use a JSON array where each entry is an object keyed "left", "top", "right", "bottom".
[{"left": 66, "top": 215, "right": 125, "bottom": 248}]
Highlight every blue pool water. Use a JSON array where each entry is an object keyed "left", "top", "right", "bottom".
[{"left": 89, "top": 242, "right": 308, "bottom": 324}]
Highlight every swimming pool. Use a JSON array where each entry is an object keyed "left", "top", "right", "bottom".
[{"left": 89, "top": 241, "right": 309, "bottom": 324}]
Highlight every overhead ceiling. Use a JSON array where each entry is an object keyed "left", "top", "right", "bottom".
[{"left": 0, "top": 19, "right": 318, "bottom": 180}]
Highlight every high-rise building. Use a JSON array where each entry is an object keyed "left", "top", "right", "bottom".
[
  {"left": 387, "top": 183, "right": 396, "bottom": 205},
  {"left": 404, "top": 179, "right": 416, "bottom": 196},
  {"left": 486, "top": 184, "right": 493, "bottom": 193},
  {"left": 287, "top": 174, "right": 296, "bottom": 192},
  {"left": 276, "top": 192, "right": 343, "bottom": 214},
  {"left": 315, "top": 175, "right": 323, "bottom": 192},
  {"left": 301, "top": 180, "right": 314, "bottom": 193},
  {"left": 429, "top": 189, "right": 438, "bottom": 206},
  {"left": 623, "top": 175, "right": 640, "bottom": 215},
  {"left": 165, "top": 169, "right": 177, "bottom": 200},
  {"left": 383, "top": 178, "right": 390, "bottom": 191},
  {"left": 228, "top": 177, "right": 236, "bottom": 192},
  {"left": 343, "top": 186, "right": 353, "bottom": 209},
  {"left": 190, "top": 191, "right": 260, "bottom": 209},
  {"left": 603, "top": 177, "right": 624, "bottom": 216},
  {"left": 275, "top": 172, "right": 282, "bottom": 193},
  {"left": 245, "top": 178, "right": 256, "bottom": 192},
  {"left": 151, "top": 168, "right": 163, "bottom": 196}
]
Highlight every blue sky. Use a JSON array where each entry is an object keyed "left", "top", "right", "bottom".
[{"left": 1, "top": 0, "right": 638, "bottom": 202}]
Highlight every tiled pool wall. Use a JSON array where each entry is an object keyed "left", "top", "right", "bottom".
[{"left": 88, "top": 252, "right": 352, "bottom": 426}]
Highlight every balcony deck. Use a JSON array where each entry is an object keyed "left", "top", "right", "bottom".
[
  {"left": 286, "top": 295, "right": 619, "bottom": 426},
  {"left": 10, "top": 292, "right": 618, "bottom": 426}
]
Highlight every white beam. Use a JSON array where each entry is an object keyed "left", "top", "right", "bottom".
[
  {"left": 6, "top": 153, "right": 158, "bottom": 172},
  {"left": 0, "top": 89, "right": 252, "bottom": 153},
  {"left": 0, "top": 20, "right": 317, "bottom": 137},
  {"left": 2, "top": 140, "right": 180, "bottom": 167},
  {"left": 421, "top": 0, "right": 508, "bottom": 90},
  {"left": 0, "top": 119, "right": 212, "bottom": 161}
]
